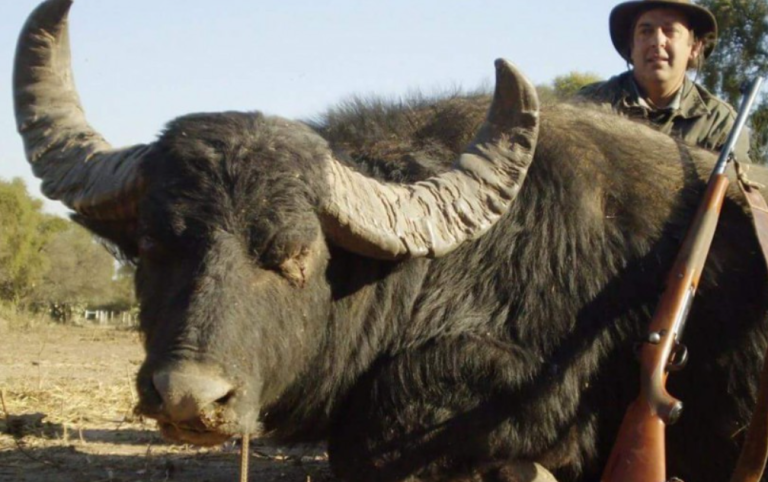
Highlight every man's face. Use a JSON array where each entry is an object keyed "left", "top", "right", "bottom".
[{"left": 630, "top": 8, "right": 701, "bottom": 95}]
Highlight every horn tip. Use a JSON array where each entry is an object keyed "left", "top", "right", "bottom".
[
  {"left": 27, "top": 0, "right": 75, "bottom": 29},
  {"left": 491, "top": 58, "right": 539, "bottom": 113}
]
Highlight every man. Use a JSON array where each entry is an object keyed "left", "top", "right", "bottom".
[{"left": 579, "top": 0, "right": 750, "bottom": 161}]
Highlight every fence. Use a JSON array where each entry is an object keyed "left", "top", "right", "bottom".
[{"left": 82, "top": 309, "right": 137, "bottom": 327}]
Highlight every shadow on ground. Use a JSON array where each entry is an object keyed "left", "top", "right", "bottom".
[{"left": 0, "top": 442, "right": 336, "bottom": 482}]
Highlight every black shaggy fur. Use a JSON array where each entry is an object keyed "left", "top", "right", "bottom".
[{"left": 92, "top": 95, "right": 768, "bottom": 482}]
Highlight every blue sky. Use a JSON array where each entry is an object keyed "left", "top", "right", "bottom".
[{"left": 1, "top": 0, "right": 627, "bottom": 216}]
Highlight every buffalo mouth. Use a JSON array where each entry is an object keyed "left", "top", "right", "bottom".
[
  {"left": 140, "top": 402, "right": 258, "bottom": 447},
  {"left": 150, "top": 407, "right": 259, "bottom": 447},
  {"left": 156, "top": 419, "right": 235, "bottom": 447}
]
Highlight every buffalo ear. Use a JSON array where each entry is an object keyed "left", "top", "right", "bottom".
[{"left": 71, "top": 214, "right": 139, "bottom": 262}]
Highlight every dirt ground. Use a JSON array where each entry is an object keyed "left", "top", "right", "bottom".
[{"left": 0, "top": 321, "right": 335, "bottom": 482}]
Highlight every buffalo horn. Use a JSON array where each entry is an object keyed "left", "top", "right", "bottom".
[
  {"left": 320, "top": 58, "right": 539, "bottom": 259},
  {"left": 13, "top": 0, "right": 149, "bottom": 221}
]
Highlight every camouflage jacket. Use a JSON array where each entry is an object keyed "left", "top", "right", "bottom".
[{"left": 577, "top": 71, "right": 750, "bottom": 162}]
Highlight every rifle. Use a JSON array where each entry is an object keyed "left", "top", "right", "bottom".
[{"left": 601, "top": 77, "right": 765, "bottom": 482}]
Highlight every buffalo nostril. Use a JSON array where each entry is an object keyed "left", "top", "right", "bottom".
[
  {"left": 215, "top": 390, "right": 235, "bottom": 406},
  {"left": 152, "top": 365, "right": 234, "bottom": 422}
]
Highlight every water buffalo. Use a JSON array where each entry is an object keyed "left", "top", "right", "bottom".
[{"left": 14, "top": 1, "right": 768, "bottom": 481}]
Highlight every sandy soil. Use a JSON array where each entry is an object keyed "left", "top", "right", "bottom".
[{"left": 0, "top": 322, "right": 335, "bottom": 482}]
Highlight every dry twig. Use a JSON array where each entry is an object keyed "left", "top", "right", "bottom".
[{"left": 240, "top": 434, "right": 250, "bottom": 482}]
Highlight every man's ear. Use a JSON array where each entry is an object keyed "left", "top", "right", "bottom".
[{"left": 690, "top": 39, "right": 704, "bottom": 61}]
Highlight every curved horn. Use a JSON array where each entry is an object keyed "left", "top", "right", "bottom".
[
  {"left": 321, "top": 59, "right": 539, "bottom": 259},
  {"left": 13, "top": 0, "right": 149, "bottom": 220}
]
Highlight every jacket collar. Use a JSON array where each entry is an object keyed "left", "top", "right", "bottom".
[{"left": 618, "top": 71, "right": 710, "bottom": 119}]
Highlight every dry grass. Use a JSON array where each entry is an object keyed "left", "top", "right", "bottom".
[
  {"left": 0, "top": 304, "right": 51, "bottom": 332},
  {"left": 0, "top": 318, "right": 333, "bottom": 482}
]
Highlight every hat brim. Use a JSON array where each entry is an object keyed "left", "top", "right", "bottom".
[{"left": 610, "top": 1, "right": 718, "bottom": 62}]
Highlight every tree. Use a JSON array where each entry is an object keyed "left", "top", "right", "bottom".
[
  {"left": 536, "top": 72, "right": 603, "bottom": 105},
  {"left": 0, "top": 178, "right": 65, "bottom": 303},
  {"left": 102, "top": 262, "right": 137, "bottom": 312},
  {"left": 27, "top": 221, "right": 140, "bottom": 321},
  {"left": 0, "top": 178, "right": 135, "bottom": 318},
  {"left": 698, "top": 0, "right": 768, "bottom": 163},
  {"left": 551, "top": 71, "right": 603, "bottom": 100},
  {"left": 32, "top": 223, "right": 117, "bottom": 312}
]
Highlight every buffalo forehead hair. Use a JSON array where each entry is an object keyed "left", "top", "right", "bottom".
[{"left": 141, "top": 111, "right": 328, "bottom": 242}]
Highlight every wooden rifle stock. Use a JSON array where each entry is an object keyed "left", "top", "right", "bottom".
[
  {"left": 601, "top": 175, "right": 730, "bottom": 482},
  {"left": 602, "top": 77, "right": 763, "bottom": 482}
]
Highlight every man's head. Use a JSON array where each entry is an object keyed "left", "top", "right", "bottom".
[
  {"left": 610, "top": 0, "right": 717, "bottom": 63},
  {"left": 610, "top": 0, "right": 717, "bottom": 103}
]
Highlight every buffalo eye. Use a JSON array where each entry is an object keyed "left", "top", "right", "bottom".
[
  {"left": 277, "top": 247, "right": 311, "bottom": 288},
  {"left": 260, "top": 242, "right": 313, "bottom": 288},
  {"left": 252, "top": 222, "right": 320, "bottom": 287}
]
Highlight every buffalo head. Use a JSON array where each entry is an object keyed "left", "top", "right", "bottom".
[{"left": 14, "top": 0, "right": 540, "bottom": 446}]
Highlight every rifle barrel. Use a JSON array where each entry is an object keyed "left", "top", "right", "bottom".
[{"left": 713, "top": 77, "right": 764, "bottom": 176}]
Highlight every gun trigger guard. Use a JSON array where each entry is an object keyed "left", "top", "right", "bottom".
[{"left": 667, "top": 343, "right": 689, "bottom": 372}]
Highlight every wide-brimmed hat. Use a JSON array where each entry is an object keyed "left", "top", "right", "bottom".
[{"left": 610, "top": 0, "right": 718, "bottom": 62}]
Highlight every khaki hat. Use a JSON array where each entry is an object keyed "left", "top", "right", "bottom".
[{"left": 610, "top": 0, "right": 718, "bottom": 62}]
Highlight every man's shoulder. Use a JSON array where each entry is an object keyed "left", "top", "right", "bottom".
[
  {"left": 576, "top": 72, "right": 631, "bottom": 103},
  {"left": 690, "top": 81, "right": 738, "bottom": 118},
  {"left": 682, "top": 80, "right": 750, "bottom": 158}
]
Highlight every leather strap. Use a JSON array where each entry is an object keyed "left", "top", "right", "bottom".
[{"left": 730, "top": 161, "right": 768, "bottom": 482}]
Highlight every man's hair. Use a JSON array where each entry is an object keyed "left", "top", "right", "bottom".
[{"left": 689, "top": 31, "right": 715, "bottom": 70}]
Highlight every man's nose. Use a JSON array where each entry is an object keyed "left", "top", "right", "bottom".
[{"left": 651, "top": 27, "right": 667, "bottom": 47}]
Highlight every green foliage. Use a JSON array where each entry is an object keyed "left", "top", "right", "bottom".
[
  {"left": 31, "top": 223, "right": 140, "bottom": 320},
  {"left": 551, "top": 72, "right": 603, "bottom": 100},
  {"left": 536, "top": 72, "right": 602, "bottom": 105},
  {"left": 32, "top": 223, "right": 116, "bottom": 307},
  {"left": 101, "top": 263, "right": 137, "bottom": 312},
  {"left": 0, "top": 178, "right": 137, "bottom": 319},
  {"left": 0, "top": 179, "right": 64, "bottom": 303},
  {"left": 698, "top": 0, "right": 768, "bottom": 162},
  {"left": 0, "top": 300, "right": 51, "bottom": 330},
  {"left": 752, "top": 98, "right": 768, "bottom": 163}
]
